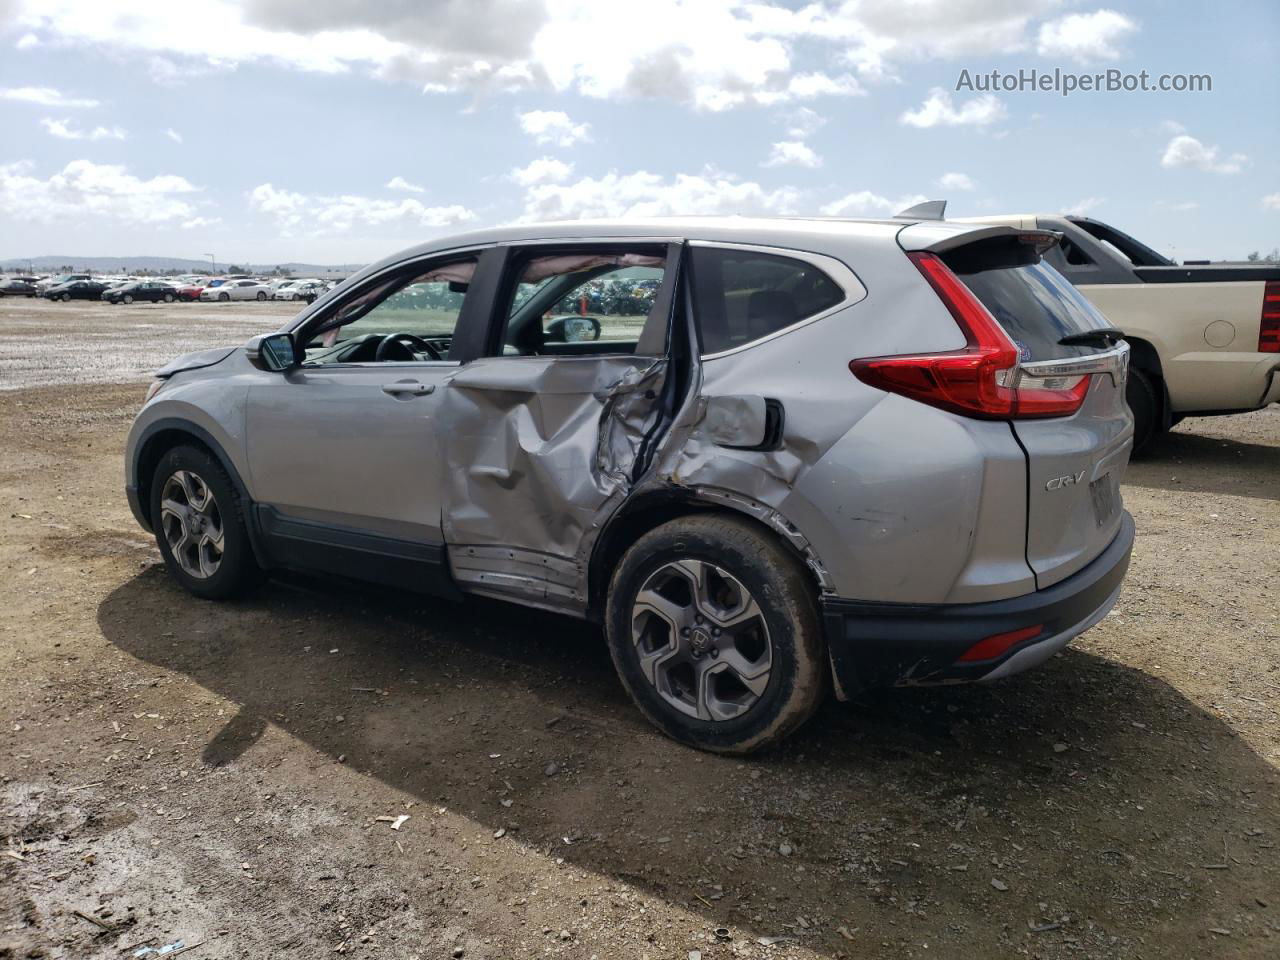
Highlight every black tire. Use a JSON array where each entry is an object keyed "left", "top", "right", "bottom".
[
  {"left": 150, "top": 444, "right": 259, "bottom": 600},
  {"left": 122, "top": 294, "right": 133, "bottom": 304},
  {"left": 164, "top": 293, "right": 175, "bottom": 303},
  {"left": 256, "top": 291, "right": 267, "bottom": 301},
  {"left": 219, "top": 292, "right": 230, "bottom": 302},
  {"left": 1126, "top": 367, "right": 1162, "bottom": 455},
  {"left": 605, "top": 514, "right": 826, "bottom": 754},
  {"left": 61, "top": 292, "right": 72, "bottom": 302}
]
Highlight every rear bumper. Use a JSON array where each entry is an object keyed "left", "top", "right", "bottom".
[{"left": 823, "top": 511, "right": 1134, "bottom": 697}]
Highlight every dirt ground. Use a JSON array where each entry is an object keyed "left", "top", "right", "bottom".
[{"left": 1, "top": 298, "right": 1277, "bottom": 959}]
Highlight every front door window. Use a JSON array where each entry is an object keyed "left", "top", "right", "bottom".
[{"left": 300, "top": 259, "right": 478, "bottom": 364}]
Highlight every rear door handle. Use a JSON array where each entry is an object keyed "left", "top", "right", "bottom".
[{"left": 381, "top": 381, "right": 436, "bottom": 397}]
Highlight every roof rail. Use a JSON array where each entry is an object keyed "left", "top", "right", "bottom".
[{"left": 895, "top": 200, "right": 947, "bottom": 220}]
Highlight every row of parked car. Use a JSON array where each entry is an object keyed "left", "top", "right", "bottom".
[{"left": 0, "top": 273, "right": 336, "bottom": 305}]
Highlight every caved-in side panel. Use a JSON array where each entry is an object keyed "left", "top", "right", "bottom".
[{"left": 440, "top": 355, "right": 667, "bottom": 610}]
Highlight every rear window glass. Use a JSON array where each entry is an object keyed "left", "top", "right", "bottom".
[
  {"left": 690, "top": 248, "right": 844, "bottom": 356},
  {"left": 953, "top": 260, "right": 1112, "bottom": 361}
]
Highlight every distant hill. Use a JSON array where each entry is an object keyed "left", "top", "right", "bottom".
[{"left": 0, "top": 255, "right": 360, "bottom": 275}]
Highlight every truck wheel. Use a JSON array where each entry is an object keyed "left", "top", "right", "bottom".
[
  {"left": 150, "top": 444, "right": 259, "bottom": 600},
  {"left": 605, "top": 514, "right": 826, "bottom": 754},
  {"left": 1126, "top": 367, "right": 1162, "bottom": 455}
]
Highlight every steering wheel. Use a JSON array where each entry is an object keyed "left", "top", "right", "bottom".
[{"left": 374, "top": 332, "right": 442, "bottom": 362}]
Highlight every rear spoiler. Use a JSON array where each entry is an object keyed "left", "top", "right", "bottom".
[{"left": 896, "top": 221, "right": 1062, "bottom": 256}]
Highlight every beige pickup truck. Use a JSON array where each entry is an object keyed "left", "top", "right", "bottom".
[{"left": 957, "top": 213, "right": 1280, "bottom": 451}]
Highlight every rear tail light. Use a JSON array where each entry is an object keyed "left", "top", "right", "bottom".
[
  {"left": 1260, "top": 279, "right": 1280, "bottom": 353},
  {"left": 849, "top": 252, "right": 1090, "bottom": 419}
]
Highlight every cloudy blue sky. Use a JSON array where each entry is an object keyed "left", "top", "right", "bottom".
[{"left": 0, "top": 0, "right": 1276, "bottom": 265}]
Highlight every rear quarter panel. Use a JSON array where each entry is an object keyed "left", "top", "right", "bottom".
[{"left": 672, "top": 233, "right": 1034, "bottom": 604}]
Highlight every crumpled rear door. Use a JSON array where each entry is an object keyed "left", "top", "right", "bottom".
[{"left": 439, "top": 243, "right": 685, "bottom": 612}]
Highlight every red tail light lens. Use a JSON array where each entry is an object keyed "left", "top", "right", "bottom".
[
  {"left": 1260, "top": 280, "right": 1280, "bottom": 353},
  {"left": 849, "top": 252, "right": 1090, "bottom": 419},
  {"left": 956, "top": 624, "right": 1044, "bottom": 663}
]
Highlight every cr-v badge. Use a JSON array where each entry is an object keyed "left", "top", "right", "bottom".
[{"left": 1046, "top": 471, "right": 1086, "bottom": 490}]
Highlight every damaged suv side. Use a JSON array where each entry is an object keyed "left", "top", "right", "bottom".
[{"left": 126, "top": 217, "right": 1135, "bottom": 753}]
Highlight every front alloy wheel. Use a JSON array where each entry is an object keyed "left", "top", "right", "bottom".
[
  {"left": 150, "top": 445, "right": 258, "bottom": 600},
  {"left": 159, "top": 469, "right": 224, "bottom": 579}
]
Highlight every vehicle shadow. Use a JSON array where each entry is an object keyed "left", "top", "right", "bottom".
[
  {"left": 1127, "top": 427, "right": 1280, "bottom": 500},
  {"left": 98, "top": 569, "right": 1280, "bottom": 955}
]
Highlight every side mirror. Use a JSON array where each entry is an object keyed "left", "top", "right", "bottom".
[
  {"left": 544, "top": 315, "right": 602, "bottom": 343},
  {"left": 245, "top": 332, "right": 298, "bottom": 371}
]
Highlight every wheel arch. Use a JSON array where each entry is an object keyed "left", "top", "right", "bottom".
[
  {"left": 587, "top": 487, "right": 831, "bottom": 619},
  {"left": 131, "top": 419, "right": 262, "bottom": 560},
  {"left": 1122, "top": 335, "right": 1173, "bottom": 427}
]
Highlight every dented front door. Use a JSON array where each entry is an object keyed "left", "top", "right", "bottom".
[{"left": 439, "top": 243, "right": 685, "bottom": 612}]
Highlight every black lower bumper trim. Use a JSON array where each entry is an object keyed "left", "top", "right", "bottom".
[{"left": 822, "top": 511, "right": 1134, "bottom": 695}]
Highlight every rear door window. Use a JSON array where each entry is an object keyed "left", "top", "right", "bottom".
[
  {"left": 689, "top": 247, "right": 846, "bottom": 356},
  {"left": 502, "top": 249, "right": 668, "bottom": 356},
  {"left": 951, "top": 259, "right": 1113, "bottom": 361}
]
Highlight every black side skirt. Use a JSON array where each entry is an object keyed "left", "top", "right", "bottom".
[{"left": 256, "top": 506, "right": 458, "bottom": 599}]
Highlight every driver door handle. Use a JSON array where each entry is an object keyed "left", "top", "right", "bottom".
[{"left": 381, "top": 381, "right": 436, "bottom": 397}]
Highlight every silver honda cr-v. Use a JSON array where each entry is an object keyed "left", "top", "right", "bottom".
[{"left": 125, "top": 215, "right": 1134, "bottom": 753}]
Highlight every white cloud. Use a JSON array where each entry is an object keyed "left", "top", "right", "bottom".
[
  {"left": 249, "top": 183, "right": 476, "bottom": 235},
  {"left": 0, "top": 85, "right": 98, "bottom": 107},
  {"left": 385, "top": 175, "right": 425, "bottom": 193},
  {"left": 900, "top": 88, "right": 1006, "bottom": 128},
  {"left": 520, "top": 169, "right": 801, "bottom": 221},
  {"left": 1036, "top": 10, "right": 1138, "bottom": 63},
  {"left": 510, "top": 156, "right": 573, "bottom": 187},
  {"left": 763, "top": 141, "right": 821, "bottom": 168},
  {"left": 181, "top": 216, "right": 221, "bottom": 230},
  {"left": 8, "top": 0, "right": 1065, "bottom": 110},
  {"left": 784, "top": 106, "right": 825, "bottom": 139},
  {"left": 937, "top": 171, "right": 976, "bottom": 191},
  {"left": 517, "top": 109, "right": 591, "bottom": 147},
  {"left": 1160, "top": 119, "right": 1186, "bottom": 135},
  {"left": 820, "top": 190, "right": 928, "bottom": 218},
  {"left": 1262, "top": 193, "right": 1280, "bottom": 212},
  {"left": 0, "top": 159, "right": 200, "bottom": 224},
  {"left": 165, "top": 128, "right": 182, "bottom": 143},
  {"left": 1161, "top": 134, "right": 1248, "bottom": 175},
  {"left": 40, "top": 117, "right": 127, "bottom": 140},
  {"left": 1063, "top": 197, "right": 1104, "bottom": 216},
  {"left": 15, "top": 32, "right": 39, "bottom": 49}
]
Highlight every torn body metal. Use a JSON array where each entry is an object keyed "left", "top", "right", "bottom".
[{"left": 441, "top": 355, "right": 668, "bottom": 611}]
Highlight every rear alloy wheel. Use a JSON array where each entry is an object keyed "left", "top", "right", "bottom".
[
  {"left": 122, "top": 294, "right": 133, "bottom": 304},
  {"left": 256, "top": 291, "right": 267, "bottom": 301},
  {"left": 1126, "top": 367, "right": 1162, "bottom": 455},
  {"left": 150, "top": 445, "right": 258, "bottom": 600},
  {"left": 606, "top": 514, "right": 826, "bottom": 754},
  {"left": 218, "top": 292, "right": 230, "bottom": 302},
  {"left": 61, "top": 292, "right": 71, "bottom": 302},
  {"left": 164, "top": 292, "right": 175, "bottom": 303}
]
